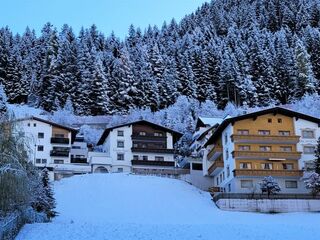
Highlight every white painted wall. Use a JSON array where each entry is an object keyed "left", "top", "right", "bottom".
[
  {"left": 216, "top": 198, "right": 320, "bottom": 213},
  {"left": 17, "top": 119, "right": 72, "bottom": 166},
  {"left": 218, "top": 123, "right": 234, "bottom": 190},
  {"left": 294, "top": 118, "right": 320, "bottom": 170}
]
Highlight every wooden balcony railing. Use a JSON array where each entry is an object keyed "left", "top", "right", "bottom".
[
  {"left": 131, "top": 147, "right": 174, "bottom": 154},
  {"left": 131, "top": 134, "right": 167, "bottom": 141},
  {"left": 231, "top": 134, "right": 300, "bottom": 144},
  {"left": 71, "top": 157, "right": 88, "bottom": 164},
  {"left": 208, "top": 160, "right": 224, "bottom": 176},
  {"left": 232, "top": 151, "right": 301, "bottom": 160},
  {"left": 131, "top": 160, "right": 175, "bottom": 167},
  {"left": 233, "top": 169, "right": 304, "bottom": 177},
  {"left": 207, "top": 146, "right": 223, "bottom": 161},
  {"left": 50, "top": 150, "right": 69, "bottom": 157},
  {"left": 132, "top": 168, "right": 190, "bottom": 175},
  {"left": 51, "top": 137, "right": 70, "bottom": 144}
]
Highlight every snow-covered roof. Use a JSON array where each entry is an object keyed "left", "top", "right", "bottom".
[{"left": 196, "top": 117, "right": 223, "bottom": 128}]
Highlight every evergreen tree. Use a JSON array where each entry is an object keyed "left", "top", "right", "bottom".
[
  {"left": 259, "top": 176, "right": 281, "bottom": 197},
  {"left": 0, "top": 84, "right": 8, "bottom": 117}
]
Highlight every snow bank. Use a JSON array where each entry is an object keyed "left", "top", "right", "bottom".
[{"left": 16, "top": 174, "right": 320, "bottom": 240}]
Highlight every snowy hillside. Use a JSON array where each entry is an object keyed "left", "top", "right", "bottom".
[{"left": 17, "top": 174, "right": 320, "bottom": 240}]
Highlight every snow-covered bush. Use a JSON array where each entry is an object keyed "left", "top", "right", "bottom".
[
  {"left": 305, "top": 173, "right": 320, "bottom": 196},
  {"left": 259, "top": 176, "right": 281, "bottom": 197}
]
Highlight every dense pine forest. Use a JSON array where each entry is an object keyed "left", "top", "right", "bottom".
[{"left": 0, "top": 0, "right": 320, "bottom": 115}]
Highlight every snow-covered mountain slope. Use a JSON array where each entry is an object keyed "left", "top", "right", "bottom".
[{"left": 17, "top": 174, "right": 320, "bottom": 240}]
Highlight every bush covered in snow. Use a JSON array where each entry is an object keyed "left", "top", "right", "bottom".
[
  {"left": 305, "top": 173, "right": 320, "bottom": 196},
  {"left": 259, "top": 176, "right": 281, "bottom": 197}
]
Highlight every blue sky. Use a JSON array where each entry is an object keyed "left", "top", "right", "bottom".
[{"left": 1, "top": 0, "right": 208, "bottom": 37}]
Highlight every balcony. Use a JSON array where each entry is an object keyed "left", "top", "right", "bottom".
[
  {"left": 131, "top": 147, "right": 174, "bottom": 154},
  {"left": 71, "top": 157, "right": 88, "bottom": 164},
  {"left": 51, "top": 137, "right": 70, "bottom": 144},
  {"left": 132, "top": 168, "right": 190, "bottom": 175},
  {"left": 50, "top": 150, "right": 69, "bottom": 157},
  {"left": 233, "top": 169, "right": 304, "bottom": 177},
  {"left": 232, "top": 151, "right": 301, "bottom": 160},
  {"left": 208, "top": 160, "right": 224, "bottom": 176},
  {"left": 207, "top": 146, "right": 223, "bottom": 161},
  {"left": 131, "top": 134, "right": 167, "bottom": 141},
  {"left": 231, "top": 134, "right": 300, "bottom": 144},
  {"left": 131, "top": 160, "right": 175, "bottom": 167}
]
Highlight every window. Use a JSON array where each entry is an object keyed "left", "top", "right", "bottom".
[
  {"left": 227, "top": 165, "right": 230, "bottom": 177},
  {"left": 239, "top": 145, "right": 250, "bottom": 151},
  {"left": 222, "top": 171, "right": 225, "bottom": 181},
  {"left": 117, "top": 141, "right": 124, "bottom": 148},
  {"left": 118, "top": 168, "right": 123, "bottom": 173},
  {"left": 141, "top": 143, "right": 147, "bottom": 148},
  {"left": 133, "top": 155, "right": 139, "bottom": 160},
  {"left": 216, "top": 177, "right": 219, "bottom": 185},
  {"left": 261, "top": 163, "right": 273, "bottom": 170},
  {"left": 303, "top": 146, "right": 316, "bottom": 154},
  {"left": 305, "top": 161, "right": 315, "bottom": 171},
  {"left": 259, "top": 146, "right": 271, "bottom": 151},
  {"left": 268, "top": 118, "right": 272, "bottom": 123},
  {"left": 302, "top": 130, "right": 315, "bottom": 138},
  {"left": 117, "top": 130, "right": 124, "bottom": 136},
  {"left": 27, "top": 123, "right": 30, "bottom": 127},
  {"left": 133, "top": 143, "right": 138, "bottom": 148},
  {"left": 54, "top": 159, "right": 64, "bottom": 164},
  {"left": 224, "top": 133, "right": 228, "bottom": 144},
  {"left": 154, "top": 132, "right": 163, "bottom": 137},
  {"left": 117, "top": 153, "right": 124, "bottom": 161},
  {"left": 258, "top": 130, "right": 270, "bottom": 135},
  {"left": 142, "top": 156, "right": 148, "bottom": 160},
  {"left": 72, "top": 146, "right": 81, "bottom": 149},
  {"left": 282, "top": 163, "right": 293, "bottom": 170},
  {"left": 38, "top": 132, "right": 44, "bottom": 138},
  {"left": 139, "top": 131, "right": 146, "bottom": 136},
  {"left": 285, "top": 181, "right": 298, "bottom": 188},
  {"left": 37, "top": 145, "right": 44, "bottom": 151},
  {"left": 226, "top": 149, "right": 229, "bottom": 159},
  {"left": 228, "top": 184, "right": 231, "bottom": 192},
  {"left": 192, "top": 163, "right": 203, "bottom": 170},
  {"left": 237, "top": 129, "right": 249, "bottom": 135},
  {"left": 280, "top": 146, "right": 292, "bottom": 152},
  {"left": 240, "top": 162, "right": 252, "bottom": 169},
  {"left": 219, "top": 174, "right": 222, "bottom": 183},
  {"left": 155, "top": 156, "right": 164, "bottom": 161},
  {"left": 33, "top": 123, "right": 37, "bottom": 127},
  {"left": 279, "top": 131, "right": 290, "bottom": 136},
  {"left": 42, "top": 159, "right": 47, "bottom": 164},
  {"left": 241, "top": 180, "right": 253, "bottom": 188},
  {"left": 36, "top": 159, "right": 41, "bottom": 164},
  {"left": 278, "top": 118, "right": 282, "bottom": 123}
]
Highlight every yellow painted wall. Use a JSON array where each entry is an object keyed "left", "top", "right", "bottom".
[
  {"left": 233, "top": 113, "right": 295, "bottom": 135},
  {"left": 235, "top": 159, "right": 298, "bottom": 170},
  {"left": 235, "top": 143, "right": 297, "bottom": 152}
]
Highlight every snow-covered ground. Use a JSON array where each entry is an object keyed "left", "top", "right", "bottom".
[{"left": 17, "top": 174, "right": 320, "bottom": 240}]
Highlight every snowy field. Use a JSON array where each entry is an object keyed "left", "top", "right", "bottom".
[{"left": 17, "top": 174, "right": 320, "bottom": 240}]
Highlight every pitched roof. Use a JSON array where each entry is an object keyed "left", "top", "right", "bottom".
[
  {"left": 196, "top": 117, "right": 223, "bottom": 128},
  {"left": 204, "top": 107, "right": 320, "bottom": 147},
  {"left": 97, "top": 120, "right": 183, "bottom": 145},
  {"left": 16, "top": 116, "right": 78, "bottom": 142}
]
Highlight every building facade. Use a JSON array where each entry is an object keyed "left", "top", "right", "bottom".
[
  {"left": 201, "top": 107, "right": 320, "bottom": 194},
  {"left": 16, "top": 117, "right": 91, "bottom": 180},
  {"left": 95, "top": 120, "right": 182, "bottom": 174}
]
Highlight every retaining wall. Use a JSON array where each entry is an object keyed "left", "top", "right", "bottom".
[{"left": 216, "top": 198, "right": 320, "bottom": 213}]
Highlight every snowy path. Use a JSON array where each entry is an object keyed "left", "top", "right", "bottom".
[{"left": 17, "top": 174, "right": 320, "bottom": 240}]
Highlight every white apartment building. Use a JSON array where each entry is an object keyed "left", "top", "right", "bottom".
[
  {"left": 93, "top": 120, "right": 182, "bottom": 174},
  {"left": 16, "top": 116, "right": 91, "bottom": 180}
]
